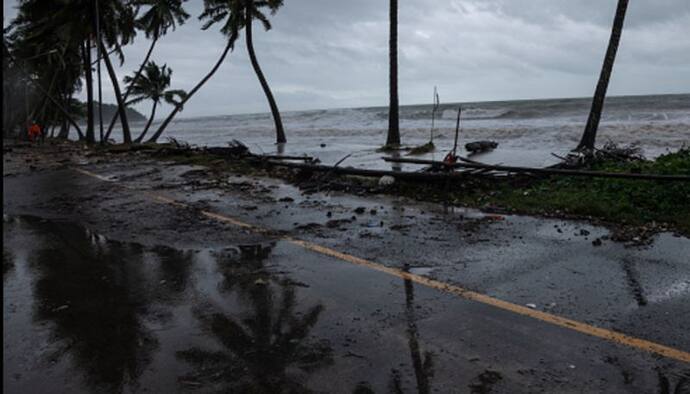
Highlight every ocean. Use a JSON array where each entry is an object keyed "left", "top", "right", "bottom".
[{"left": 135, "top": 93, "right": 689, "bottom": 170}]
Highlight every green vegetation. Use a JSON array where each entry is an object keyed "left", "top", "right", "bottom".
[
  {"left": 393, "top": 149, "right": 690, "bottom": 234},
  {"left": 490, "top": 149, "right": 690, "bottom": 231},
  {"left": 124, "top": 61, "right": 187, "bottom": 143}
]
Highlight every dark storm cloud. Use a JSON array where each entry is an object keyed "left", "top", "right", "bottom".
[{"left": 4, "top": 0, "right": 689, "bottom": 118}]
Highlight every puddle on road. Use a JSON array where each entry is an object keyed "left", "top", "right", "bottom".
[
  {"left": 2, "top": 216, "right": 440, "bottom": 393},
  {"left": 7, "top": 215, "right": 685, "bottom": 393}
]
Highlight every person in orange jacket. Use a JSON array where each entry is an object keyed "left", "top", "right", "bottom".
[{"left": 27, "top": 122, "right": 42, "bottom": 143}]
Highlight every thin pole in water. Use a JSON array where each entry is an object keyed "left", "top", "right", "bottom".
[{"left": 430, "top": 86, "right": 439, "bottom": 143}]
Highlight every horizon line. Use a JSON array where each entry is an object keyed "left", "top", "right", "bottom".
[{"left": 162, "top": 92, "right": 689, "bottom": 122}]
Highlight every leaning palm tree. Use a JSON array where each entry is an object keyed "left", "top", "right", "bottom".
[
  {"left": 104, "top": 0, "right": 190, "bottom": 142},
  {"left": 244, "top": 0, "right": 286, "bottom": 144},
  {"left": 576, "top": 0, "right": 629, "bottom": 152},
  {"left": 146, "top": 0, "right": 240, "bottom": 143},
  {"left": 124, "top": 61, "right": 186, "bottom": 143},
  {"left": 385, "top": 0, "right": 400, "bottom": 149},
  {"left": 197, "top": 0, "right": 287, "bottom": 144}
]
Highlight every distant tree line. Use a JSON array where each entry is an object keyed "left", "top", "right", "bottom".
[{"left": 3, "top": 0, "right": 629, "bottom": 152}]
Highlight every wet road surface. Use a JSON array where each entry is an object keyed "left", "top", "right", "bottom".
[{"left": 4, "top": 148, "right": 690, "bottom": 393}]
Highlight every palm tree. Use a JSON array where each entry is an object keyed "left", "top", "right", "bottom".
[
  {"left": 146, "top": 0, "right": 239, "bottom": 143},
  {"left": 195, "top": 0, "right": 287, "bottom": 144},
  {"left": 93, "top": 0, "right": 138, "bottom": 144},
  {"left": 124, "top": 61, "right": 186, "bottom": 142},
  {"left": 104, "top": 0, "right": 190, "bottom": 142},
  {"left": 385, "top": 0, "right": 400, "bottom": 148},
  {"left": 3, "top": 25, "right": 85, "bottom": 139},
  {"left": 244, "top": 0, "right": 286, "bottom": 144},
  {"left": 26, "top": 0, "right": 138, "bottom": 143},
  {"left": 576, "top": 0, "right": 629, "bottom": 152},
  {"left": 6, "top": 1, "right": 86, "bottom": 140}
]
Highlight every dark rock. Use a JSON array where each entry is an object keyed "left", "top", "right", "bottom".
[{"left": 465, "top": 141, "right": 498, "bottom": 154}]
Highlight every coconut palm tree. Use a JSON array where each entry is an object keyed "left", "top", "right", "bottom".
[
  {"left": 576, "top": 0, "right": 629, "bottom": 152},
  {"left": 244, "top": 0, "right": 286, "bottom": 144},
  {"left": 385, "top": 0, "right": 400, "bottom": 148},
  {"left": 93, "top": 0, "right": 138, "bottom": 144},
  {"left": 4, "top": 13, "right": 85, "bottom": 140},
  {"left": 124, "top": 61, "right": 186, "bottom": 142},
  {"left": 194, "top": 0, "right": 287, "bottom": 144},
  {"left": 24, "top": 0, "right": 138, "bottom": 143},
  {"left": 104, "top": 0, "right": 191, "bottom": 142},
  {"left": 146, "top": 1, "right": 240, "bottom": 143}
]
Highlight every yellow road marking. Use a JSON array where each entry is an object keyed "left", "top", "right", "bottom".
[{"left": 72, "top": 166, "right": 690, "bottom": 364}]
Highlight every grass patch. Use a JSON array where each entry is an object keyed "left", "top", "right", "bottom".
[{"left": 469, "top": 149, "right": 689, "bottom": 233}]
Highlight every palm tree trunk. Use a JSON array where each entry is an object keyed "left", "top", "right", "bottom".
[
  {"left": 135, "top": 100, "right": 157, "bottom": 143},
  {"left": 577, "top": 0, "right": 629, "bottom": 152},
  {"left": 386, "top": 0, "right": 400, "bottom": 147},
  {"left": 29, "top": 82, "right": 83, "bottom": 139},
  {"left": 95, "top": 0, "right": 104, "bottom": 143},
  {"left": 3, "top": 45, "right": 83, "bottom": 138},
  {"left": 103, "top": 37, "right": 157, "bottom": 142},
  {"left": 245, "top": 1, "right": 286, "bottom": 144},
  {"left": 82, "top": 39, "right": 95, "bottom": 143},
  {"left": 147, "top": 40, "right": 233, "bottom": 143},
  {"left": 98, "top": 39, "right": 132, "bottom": 144}
]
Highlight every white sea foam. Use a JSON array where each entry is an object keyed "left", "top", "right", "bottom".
[{"left": 110, "top": 94, "right": 690, "bottom": 169}]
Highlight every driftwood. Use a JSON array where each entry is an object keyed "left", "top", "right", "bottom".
[
  {"left": 262, "top": 159, "right": 483, "bottom": 182},
  {"left": 382, "top": 157, "right": 690, "bottom": 182}
]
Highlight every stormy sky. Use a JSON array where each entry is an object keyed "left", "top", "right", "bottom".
[{"left": 4, "top": 0, "right": 690, "bottom": 118}]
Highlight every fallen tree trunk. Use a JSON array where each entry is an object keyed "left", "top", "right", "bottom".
[
  {"left": 258, "top": 159, "right": 484, "bottom": 182},
  {"left": 382, "top": 157, "right": 690, "bottom": 182}
]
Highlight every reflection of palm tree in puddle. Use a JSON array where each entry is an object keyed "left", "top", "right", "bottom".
[
  {"left": 178, "top": 243, "right": 333, "bottom": 392},
  {"left": 25, "top": 217, "right": 193, "bottom": 392},
  {"left": 389, "top": 267, "right": 434, "bottom": 394}
]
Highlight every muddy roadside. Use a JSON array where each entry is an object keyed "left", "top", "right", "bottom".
[
  {"left": 4, "top": 140, "right": 690, "bottom": 392},
  {"left": 4, "top": 140, "right": 690, "bottom": 345}
]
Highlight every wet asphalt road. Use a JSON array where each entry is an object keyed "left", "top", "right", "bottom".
[{"left": 3, "top": 147, "right": 690, "bottom": 393}]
